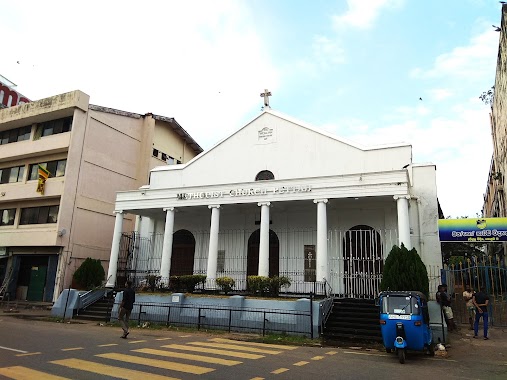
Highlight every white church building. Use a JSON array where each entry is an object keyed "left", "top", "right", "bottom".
[{"left": 105, "top": 105, "right": 442, "bottom": 299}]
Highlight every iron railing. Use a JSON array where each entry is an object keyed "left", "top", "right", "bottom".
[
  {"left": 443, "top": 256, "right": 507, "bottom": 326},
  {"left": 117, "top": 228, "right": 408, "bottom": 299},
  {"left": 112, "top": 301, "right": 315, "bottom": 337}
]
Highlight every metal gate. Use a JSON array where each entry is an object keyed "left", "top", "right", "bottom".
[{"left": 444, "top": 256, "right": 507, "bottom": 327}]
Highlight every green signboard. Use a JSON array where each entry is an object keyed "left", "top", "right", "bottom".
[{"left": 439, "top": 218, "right": 507, "bottom": 242}]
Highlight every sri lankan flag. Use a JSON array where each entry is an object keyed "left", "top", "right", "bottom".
[{"left": 36, "top": 165, "right": 50, "bottom": 195}]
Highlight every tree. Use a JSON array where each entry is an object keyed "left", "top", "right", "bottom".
[
  {"left": 380, "top": 244, "right": 429, "bottom": 297},
  {"left": 72, "top": 258, "right": 105, "bottom": 290},
  {"left": 479, "top": 86, "right": 494, "bottom": 106}
]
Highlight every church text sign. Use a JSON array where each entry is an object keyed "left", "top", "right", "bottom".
[{"left": 177, "top": 185, "right": 312, "bottom": 200}]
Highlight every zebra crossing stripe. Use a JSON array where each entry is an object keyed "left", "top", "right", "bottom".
[
  {"left": 0, "top": 366, "right": 70, "bottom": 380},
  {"left": 189, "top": 342, "right": 282, "bottom": 355},
  {"left": 133, "top": 348, "right": 242, "bottom": 366},
  {"left": 209, "top": 338, "right": 298, "bottom": 350},
  {"left": 96, "top": 353, "right": 214, "bottom": 375},
  {"left": 50, "top": 358, "right": 179, "bottom": 380},
  {"left": 162, "top": 344, "right": 264, "bottom": 359}
]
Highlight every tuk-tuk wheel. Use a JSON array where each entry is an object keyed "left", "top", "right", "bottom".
[
  {"left": 428, "top": 343, "right": 435, "bottom": 357},
  {"left": 398, "top": 348, "right": 406, "bottom": 364},
  {"left": 386, "top": 348, "right": 392, "bottom": 353}
]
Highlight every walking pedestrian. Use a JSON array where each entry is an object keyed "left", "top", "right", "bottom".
[
  {"left": 118, "top": 280, "right": 135, "bottom": 339},
  {"left": 473, "top": 289, "right": 489, "bottom": 340},
  {"left": 463, "top": 284, "right": 475, "bottom": 330}
]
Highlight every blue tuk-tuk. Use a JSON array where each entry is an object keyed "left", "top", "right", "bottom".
[{"left": 378, "top": 291, "right": 434, "bottom": 364}]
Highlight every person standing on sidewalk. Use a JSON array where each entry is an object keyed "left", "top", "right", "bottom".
[
  {"left": 463, "top": 284, "right": 475, "bottom": 330},
  {"left": 119, "top": 280, "right": 135, "bottom": 339},
  {"left": 473, "top": 289, "right": 489, "bottom": 340}
]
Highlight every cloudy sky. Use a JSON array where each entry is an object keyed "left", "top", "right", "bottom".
[{"left": 0, "top": 0, "right": 501, "bottom": 218}]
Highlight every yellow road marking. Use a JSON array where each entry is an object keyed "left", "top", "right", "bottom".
[
  {"left": 272, "top": 368, "right": 289, "bottom": 374},
  {"left": 155, "top": 338, "right": 173, "bottom": 341},
  {"left": 250, "top": 378, "right": 265, "bottom": 380},
  {"left": 128, "top": 340, "right": 147, "bottom": 344},
  {"left": 97, "top": 353, "right": 214, "bottom": 375},
  {"left": 50, "top": 358, "right": 179, "bottom": 380},
  {"left": 326, "top": 351, "right": 338, "bottom": 355},
  {"left": 0, "top": 366, "right": 70, "bottom": 380},
  {"left": 98, "top": 344, "right": 118, "bottom": 347},
  {"left": 189, "top": 342, "right": 281, "bottom": 355},
  {"left": 162, "top": 344, "right": 264, "bottom": 359},
  {"left": 209, "top": 338, "right": 298, "bottom": 350},
  {"left": 61, "top": 347, "right": 84, "bottom": 351},
  {"left": 134, "top": 348, "right": 241, "bottom": 366},
  {"left": 311, "top": 356, "right": 325, "bottom": 360},
  {"left": 294, "top": 361, "right": 309, "bottom": 366},
  {"left": 343, "top": 351, "right": 388, "bottom": 357},
  {"left": 15, "top": 352, "right": 41, "bottom": 357}
]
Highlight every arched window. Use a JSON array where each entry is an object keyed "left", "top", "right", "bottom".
[{"left": 255, "top": 170, "right": 274, "bottom": 181}]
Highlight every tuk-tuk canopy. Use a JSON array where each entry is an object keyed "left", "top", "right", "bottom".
[{"left": 379, "top": 291, "right": 427, "bottom": 303}]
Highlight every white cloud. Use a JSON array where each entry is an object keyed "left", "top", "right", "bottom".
[
  {"left": 0, "top": 0, "right": 279, "bottom": 149},
  {"left": 332, "top": 0, "right": 404, "bottom": 30},
  {"left": 427, "top": 88, "right": 453, "bottom": 101},
  {"left": 410, "top": 29, "right": 498, "bottom": 81},
  {"left": 313, "top": 36, "right": 346, "bottom": 65}
]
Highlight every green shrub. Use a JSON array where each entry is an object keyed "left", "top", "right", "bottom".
[
  {"left": 216, "top": 277, "right": 236, "bottom": 294},
  {"left": 269, "top": 276, "right": 291, "bottom": 296},
  {"left": 72, "top": 258, "right": 105, "bottom": 290},
  {"left": 380, "top": 244, "right": 429, "bottom": 297},
  {"left": 247, "top": 276, "right": 270, "bottom": 295},
  {"left": 170, "top": 275, "right": 206, "bottom": 293},
  {"left": 146, "top": 274, "right": 161, "bottom": 292}
]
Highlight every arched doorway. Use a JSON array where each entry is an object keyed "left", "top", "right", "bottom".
[
  {"left": 342, "top": 225, "right": 383, "bottom": 298},
  {"left": 170, "top": 230, "right": 196, "bottom": 276},
  {"left": 247, "top": 229, "right": 279, "bottom": 277}
]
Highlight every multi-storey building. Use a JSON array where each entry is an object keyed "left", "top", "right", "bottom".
[{"left": 0, "top": 90, "right": 202, "bottom": 302}]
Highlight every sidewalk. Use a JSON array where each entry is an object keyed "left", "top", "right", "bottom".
[{"left": 444, "top": 324, "right": 507, "bottom": 363}]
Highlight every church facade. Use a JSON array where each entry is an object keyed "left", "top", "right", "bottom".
[{"left": 106, "top": 109, "right": 442, "bottom": 298}]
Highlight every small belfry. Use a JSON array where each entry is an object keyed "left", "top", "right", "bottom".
[{"left": 260, "top": 89, "right": 272, "bottom": 109}]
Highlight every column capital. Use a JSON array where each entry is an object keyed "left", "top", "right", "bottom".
[
  {"left": 113, "top": 210, "right": 124, "bottom": 215},
  {"left": 258, "top": 202, "right": 271, "bottom": 207},
  {"left": 393, "top": 195, "right": 410, "bottom": 201},
  {"left": 163, "top": 207, "right": 175, "bottom": 212},
  {"left": 208, "top": 204, "right": 221, "bottom": 209},
  {"left": 313, "top": 198, "right": 328, "bottom": 204}
]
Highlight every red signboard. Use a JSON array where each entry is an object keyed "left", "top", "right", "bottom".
[{"left": 0, "top": 81, "right": 30, "bottom": 108}]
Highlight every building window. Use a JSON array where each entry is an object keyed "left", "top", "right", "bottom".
[
  {"left": 38, "top": 117, "right": 73, "bottom": 137},
  {"left": 0, "top": 209, "right": 16, "bottom": 226},
  {"left": 20, "top": 205, "right": 59, "bottom": 225},
  {"left": 0, "top": 125, "right": 31, "bottom": 145},
  {"left": 0, "top": 165, "right": 25, "bottom": 184},
  {"left": 176, "top": 160, "right": 182, "bottom": 164},
  {"left": 167, "top": 156, "right": 175, "bottom": 164},
  {"left": 152, "top": 148, "right": 159, "bottom": 158},
  {"left": 28, "top": 160, "right": 67, "bottom": 180},
  {"left": 255, "top": 170, "right": 275, "bottom": 181},
  {"left": 217, "top": 250, "right": 226, "bottom": 272}
]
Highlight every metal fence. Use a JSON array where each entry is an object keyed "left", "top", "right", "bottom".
[
  {"left": 116, "top": 227, "right": 424, "bottom": 299},
  {"left": 112, "top": 301, "right": 315, "bottom": 337},
  {"left": 443, "top": 256, "right": 507, "bottom": 326}
]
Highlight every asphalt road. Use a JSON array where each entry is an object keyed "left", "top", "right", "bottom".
[{"left": 0, "top": 317, "right": 506, "bottom": 380}]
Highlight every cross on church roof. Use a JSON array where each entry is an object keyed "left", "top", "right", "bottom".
[{"left": 260, "top": 89, "right": 272, "bottom": 109}]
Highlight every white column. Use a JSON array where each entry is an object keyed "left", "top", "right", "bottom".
[
  {"left": 314, "top": 199, "right": 328, "bottom": 282},
  {"left": 159, "top": 208, "right": 175, "bottom": 280},
  {"left": 258, "top": 202, "right": 271, "bottom": 277},
  {"left": 394, "top": 195, "right": 411, "bottom": 249},
  {"left": 106, "top": 211, "right": 124, "bottom": 288},
  {"left": 206, "top": 205, "right": 221, "bottom": 285}
]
